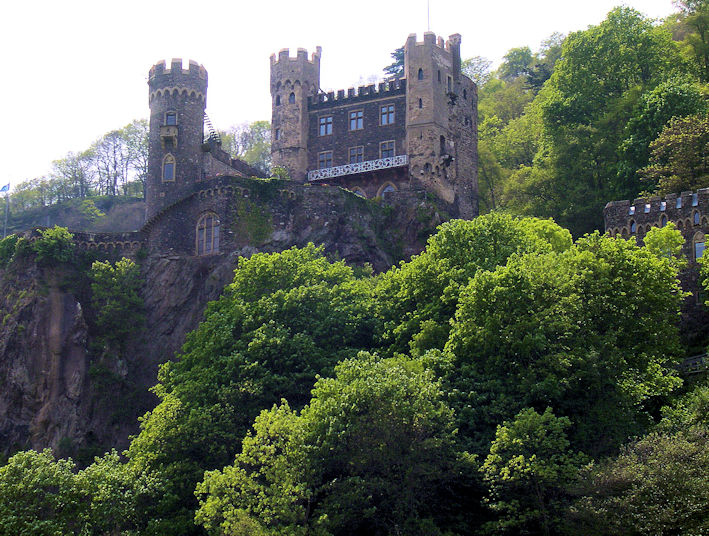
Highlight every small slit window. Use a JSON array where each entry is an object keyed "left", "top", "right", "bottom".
[
  {"left": 438, "top": 70, "right": 441, "bottom": 82},
  {"left": 677, "top": 197, "right": 683, "bottom": 208},
  {"left": 630, "top": 220, "right": 637, "bottom": 233},
  {"left": 660, "top": 215, "right": 667, "bottom": 227},
  {"left": 418, "top": 98, "right": 423, "bottom": 109},
  {"left": 695, "top": 211, "right": 701, "bottom": 225},
  {"left": 418, "top": 68, "right": 424, "bottom": 80},
  {"left": 463, "top": 89, "right": 467, "bottom": 100},
  {"left": 693, "top": 193, "right": 699, "bottom": 206},
  {"left": 275, "top": 95, "right": 281, "bottom": 106},
  {"left": 196, "top": 213, "right": 220, "bottom": 256},
  {"left": 162, "top": 154, "right": 175, "bottom": 182},
  {"left": 274, "top": 128, "right": 281, "bottom": 141},
  {"left": 289, "top": 92, "right": 295, "bottom": 104}
]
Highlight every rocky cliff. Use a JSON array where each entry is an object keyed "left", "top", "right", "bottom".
[{"left": 0, "top": 185, "right": 446, "bottom": 462}]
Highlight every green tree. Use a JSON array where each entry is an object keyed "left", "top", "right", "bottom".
[
  {"left": 221, "top": 121, "right": 272, "bottom": 175},
  {"left": 32, "top": 226, "right": 74, "bottom": 266},
  {"left": 499, "top": 47, "right": 533, "bottom": 82},
  {"left": 640, "top": 113, "right": 709, "bottom": 194},
  {"left": 445, "top": 231, "right": 685, "bottom": 455},
  {"left": 462, "top": 56, "right": 493, "bottom": 86},
  {"left": 568, "top": 426, "right": 709, "bottom": 536},
  {"left": 89, "top": 257, "right": 144, "bottom": 351},
  {"left": 383, "top": 46, "right": 404, "bottom": 79},
  {"left": 128, "top": 244, "right": 379, "bottom": 534},
  {"left": 375, "top": 214, "right": 572, "bottom": 357},
  {"left": 481, "top": 408, "right": 587, "bottom": 536},
  {"left": 675, "top": 0, "right": 709, "bottom": 81},
  {"left": 196, "top": 354, "right": 464, "bottom": 536},
  {"left": 618, "top": 77, "right": 708, "bottom": 194}
]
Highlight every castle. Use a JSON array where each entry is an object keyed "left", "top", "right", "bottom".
[
  {"left": 270, "top": 32, "right": 478, "bottom": 218},
  {"left": 117, "top": 31, "right": 478, "bottom": 260}
]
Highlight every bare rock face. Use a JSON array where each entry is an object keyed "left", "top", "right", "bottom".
[{"left": 0, "top": 261, "right": 89, "bottom": 454}]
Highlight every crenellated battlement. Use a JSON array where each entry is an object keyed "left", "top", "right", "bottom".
[
  {"left": 270, "top": 46, "right": 322, "bottom": 66},
  {"left": 308, "top": 79, "right": 406, "bottom": 109},
  {"left": 405, "top": 32, "right": 462, "bottom": 54},
  {"left": 149, "top": 58, "right": 207, "bottom": 81}
]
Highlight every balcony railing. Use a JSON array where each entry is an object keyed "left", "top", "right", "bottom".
[{"left": 308, "top": 154, "right": 408, "bottom": 182}]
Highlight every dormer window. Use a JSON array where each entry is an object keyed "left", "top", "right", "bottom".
[{"left": 165, "top": 111, "right": 177, "bottom": 126}]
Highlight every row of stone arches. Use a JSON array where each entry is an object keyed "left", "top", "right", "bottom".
[
  {"left": 610, "top": 210, "right": 707, "bottom": 238},
  {"left": 149, "top": 87, "right": 205, "bottom": 103},
  {"left": 77, "top": 241, "right": 142, "bottom": 251}
]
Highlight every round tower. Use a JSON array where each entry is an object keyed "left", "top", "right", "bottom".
[
  {"left": 147, "top": 58, "right": 208, "bottom": 218},
  {"left": 270, "top": 47, "right": 321, "bottom": 182}
]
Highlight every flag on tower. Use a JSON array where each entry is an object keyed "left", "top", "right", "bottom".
[{"left": 0, "top": 184, "right": 9, "bottom": 193}]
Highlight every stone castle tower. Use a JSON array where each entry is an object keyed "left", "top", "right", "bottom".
[
  {"left": 270, "top": 47, "right": 322, "bottom": 182},
  {"left": 269, "top": 32, "right": 478, "bottom": 218},
  {"left": 146, "top": 59, "right": 208, "bottom": 219}
]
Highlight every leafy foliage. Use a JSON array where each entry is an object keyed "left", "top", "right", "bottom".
[
  {"left": 31, "top": 226, "right": 74, "bottom": 266},
  {"left": 89, "top": 257, "right": 144, "bottom": 351},
  {"left": 196, "top": 354, "right": 464, "bottom": 536},
  {"left": 482, "top": 408, "right": 587, "bottom": 536}
]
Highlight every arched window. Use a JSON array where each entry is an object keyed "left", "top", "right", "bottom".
[
  {"left": 196, "top": 213, "right": 220, "bottom": 256},
  {"left": 630, "top": 220, "right": 636, "bottom": 233},
  {"left": 288, "top": 92, "right": 295, "bottom": 104},
  {"left": 694, "top": 231, "right": 705, "bottom": 261},
  {"left": 377, "top": 182, "right": 397, "bottom": 199},
  {"left": 418, "top": 98, "right": 423, "bottom": 109},
  {"left": 275, "top": 95, "right": 281, "bottom": 106},
  {"left": 417, "top": 68, "right": 424, "bottom": 80},
  {"left": 660, "top": 214, "right": 667, "bottom": 228},
  {"left": 351, "top": 188, "right": 366, "bottom": 198},
  {"left": 694, "top": 211, "right": 701, "bottom": 225},
  {"left": 162, "top": 154, "right": 175, "bottom": 182}
]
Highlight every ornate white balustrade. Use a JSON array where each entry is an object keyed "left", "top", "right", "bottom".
[{"left": 308, "top": 155, "right": 408, "bottom": 182}]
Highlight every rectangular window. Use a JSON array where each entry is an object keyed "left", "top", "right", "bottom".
[
  {"left": 319, "top": 116, "right": 332, "bottom": 136},
  {"left": 163, "top": 162, "right": 175, "bottom": 181},
  {"left": 693, "top": 193, "right": 699, "bottom": 206},
  {"left": 165, "top": 112, "right": 177, "bottom": 126},
  {"left": 380, "top": 140, "right": 395, "bottom": 159},
  {"left": 380, "top": 104, "right": 395, "bottom": 126},
  {"left": 644, "top": 203, "right": 651, "bottom": 213},
  {"left": 349, "top": 110, "right": 363, "bottom": 131},
  {"left": 660, "top": 201, "right": 666, "bottom": 211},
  {"left": 447, "top": 76, "right": 452, "bottom": 92},
  {"left": 628, "top": 206, "right": 635, "bottom": 215},
  {"left": 349, "top": 146, "right": 364, "bottom": 163},
  {"left": 318, "top": 151, "right": 333, "bottom": 169},
  {"left": 677, "top": 197, "right": 683, "bottom": 208}
]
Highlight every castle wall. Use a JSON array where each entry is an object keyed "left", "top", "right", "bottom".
[{"left": 307, "top": 85, "right": 407, "bottom": 171}]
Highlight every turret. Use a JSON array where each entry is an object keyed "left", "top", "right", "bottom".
[
  {"left": 147, "top": 58, "right": 208, "bottom": 218},
  {"left": 405, "top": 33, "right": 478, "bottom": 218},
  {"left": 270, "top": 47, "right": 321, "bottom": 182}
]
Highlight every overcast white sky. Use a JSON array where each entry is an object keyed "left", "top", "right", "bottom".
[{"left": 0, "top": 0, "right": 675, "bottom": 185}]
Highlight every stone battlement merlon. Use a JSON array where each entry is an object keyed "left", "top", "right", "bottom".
[
  {"left": 148, "top": 58, "right": 207, "bottom": 82},
  {"left": 308, "top": 79, "right": 406, "bottom": 109},
  {"left": 270, "top": 46, "right": 322, "bottom": 66},
  {"left": 604, "top": 188, "right": 709, "bottom": 210},
  {"left": 406, "top": 32, "right": 462, "bottom": 54}
]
